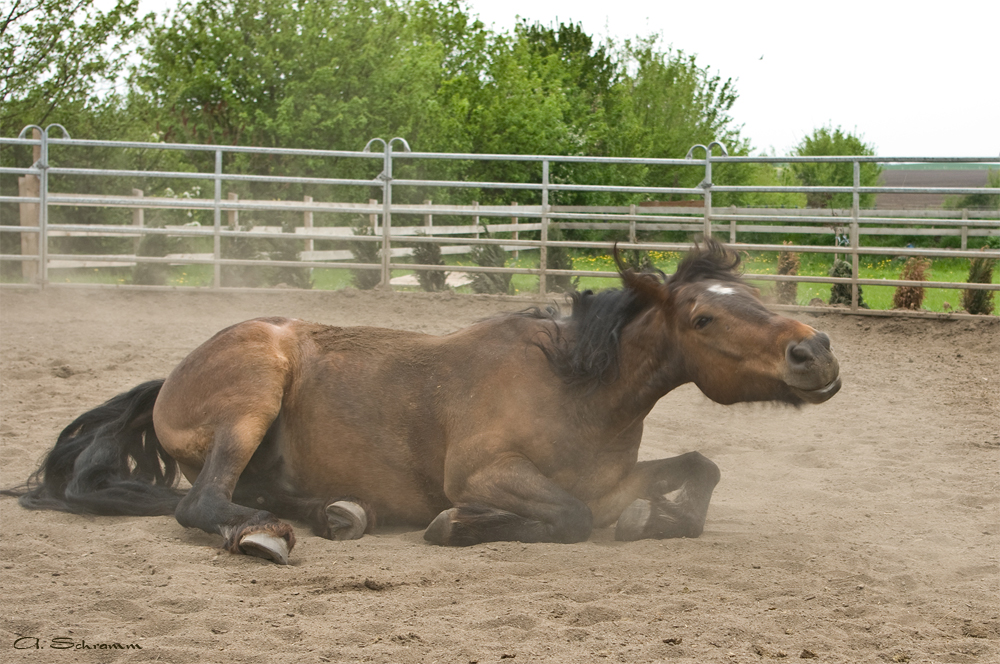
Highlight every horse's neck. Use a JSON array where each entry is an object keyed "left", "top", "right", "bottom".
[{"left": 587, "top": 309, "right": 687, "bottom": 425}]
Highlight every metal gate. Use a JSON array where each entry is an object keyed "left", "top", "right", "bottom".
[{"left": 2, "top": 125, "right": 997, "bottom": 314}]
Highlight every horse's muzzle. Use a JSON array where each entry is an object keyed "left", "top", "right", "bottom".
[{"left": 783, "top": 332, "right": 841, "bottom": 404}]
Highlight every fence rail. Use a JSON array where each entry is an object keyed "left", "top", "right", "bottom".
[{"left": 2, "top": 126, "right": 998, "bottom": 315}]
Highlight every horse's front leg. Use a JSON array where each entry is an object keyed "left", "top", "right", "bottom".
[
  {"left": 590, "top": 451, "right": 721, "bottom": 540},
  {"left": 424, "top": 455, "right": 593, "bottom": 546}
]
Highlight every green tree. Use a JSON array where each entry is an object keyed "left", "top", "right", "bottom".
[
  {"left": 613, "top": 40, "right": 740, "bottom": 160},
  {"left": 0, "top": 0, "right": 148, "bottom": 133},
  {"left": 599, "top": 39, "right": 747, "bottom": 206},
  {"left": 137, "top": 0, "right": 481, "bottom": 150},
  {"left": 790, "top": 125, "right": 881, "bottom": 209},
  {"left": 519, "top": 21, "right": 617, "bottom": 153},
  {"left": 132, "top": 0, "right": 490, "bottom": 209}
]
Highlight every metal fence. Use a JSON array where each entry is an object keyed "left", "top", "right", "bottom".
[{"left": 2, "top": 125, "right": 998, "bottom": 314}]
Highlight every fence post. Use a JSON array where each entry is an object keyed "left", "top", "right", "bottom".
[
  {"left": 17, "top": 128, "right": 41, "bottom": 282},
  {"left": 303, "top": 195, "right": 314, "bottom": 254},
  {"left": 685, "top": 142, "right": 728, "bottom": 241},
  {"left": 132, "top": 188, "right": 144, "bottom": 254},
  {"left": 423, "top": 199, "right": 433, "bottom": 230},
  {"left": 961, "top": 209, "right": 968, "bottom": 250},
  {"left": 538, "top": 159, "right": 549, "bottom": 297},
  {"left": 17, "top": 174, "right": 39, "bottom": 283},
  {"left": 380, "top": 142, "right": 392, "bottom": 290},
  {"left": 369, "top": 199, "right": 378, "bottom": 230},
  {"left": 213, "top": 150, "right": 222, "bottom": 288},
  {"left": 37, "top": 126, "right": 52, "bottom": 286},
  {"left": 511, "top": 200, "right": 519, "bottom": 260},
  {"left": 729, "top": 205, "right": 737, "bottom": 243},
  {"left": 472, "top": 201, "right": 480, "bottom": 238},
  {"left": 227, "top": 192, "right": 239, "bottom": 228},
  {"left": 850, "top": 161, "right": 860, "bottom": 311},
  {"left": 703, "top": 152, "right": 713, "bottom": 239},
  {"left": 629, "top": 203, "right": 637, "bottom": 244}
]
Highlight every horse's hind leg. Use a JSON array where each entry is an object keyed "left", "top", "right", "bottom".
[
  {"left": 156, "top": 319, "right": 304, "bottom": 563},
  {"left": 591, "top": 451, "right": 721, "bottom": 541},
  {"left": 232, "top": 476, "right": 371, "bottom": 542},
  {"left": 172, "top": 422, "right": 296, "bottom": 564}
]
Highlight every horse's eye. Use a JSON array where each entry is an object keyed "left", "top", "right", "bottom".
[{"left": 694, "top": 315, "right": 713, "bottom": 330}]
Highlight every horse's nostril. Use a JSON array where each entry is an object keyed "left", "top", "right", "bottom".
[
  {"left": 787, "top": 341, "right": 814, "bottom": 366},
  {"left": 814, "top": 332, "right": 832, "bottom": 351}
]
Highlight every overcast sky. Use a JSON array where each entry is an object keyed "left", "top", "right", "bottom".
[
  {"left": 465, "top": 0, "right": 999, "bottom": 158},
  {"left": 136, "top": 0, "right": 998, "bottom": 158}
]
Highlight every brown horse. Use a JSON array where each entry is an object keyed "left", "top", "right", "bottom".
[{"left": 7, "top": 241, "right": 840, "bottom": 564}]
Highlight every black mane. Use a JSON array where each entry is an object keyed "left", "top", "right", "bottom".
[
  {"left": 666, "top": 239, "right": 742, "bottom": 287},
  {"left": 529, "top": 240, "right": 743, "bottom": 386},
  {"left": 527, "top": 287, "right": 651, "bottom": 386}
]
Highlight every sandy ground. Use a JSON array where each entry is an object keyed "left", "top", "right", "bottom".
[{"left": 0, "top": 286, "right": 997, "bottom": 664}]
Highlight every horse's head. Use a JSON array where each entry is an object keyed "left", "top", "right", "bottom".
[{"left": 618, "top": 240, "right": 841, "bottom": 406}]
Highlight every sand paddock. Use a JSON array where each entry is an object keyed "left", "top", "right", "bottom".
[{"left": 1, "top": 287, "right": 997, "bottom": 663}]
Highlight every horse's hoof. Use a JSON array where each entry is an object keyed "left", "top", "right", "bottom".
[
  {"left": 423, "top": 509, "right": 453, "bottom": 545},
  {"left": 325, "top": 500, "right": 367, "bottom": 540},
  {"left": 615, "top": 499, "right": 652, "bottom": 541},
  {"left": 240, "top": 532, "right": 290, "bottom": 565}
]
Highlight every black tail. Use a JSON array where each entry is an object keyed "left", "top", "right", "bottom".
[{"left": 1, "top": 379, "right": 184, "bottom": 516}]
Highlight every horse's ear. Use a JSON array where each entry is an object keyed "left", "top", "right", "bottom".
[
  {"left": 613, "top": 244, "right": 671, "bottom": 306},
  {"left": 625, "top": 271, "right": 672, "bottom": 307}
]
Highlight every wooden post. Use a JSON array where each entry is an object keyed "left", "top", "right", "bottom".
[
  {"left": 538, "top": 160, "right": 549, "bottom": 297},
  {"left": 730, "top": 205, "right": 737, "bottom": 243},
  {"left": 511, "top": 201, "right": 519, "bottom": 260},
  {"left": 473, "top": 201, "right": 480, "bottom": 238},
  {"left": 369, "top": 198, "right": 378, "bottom": 230},
  {"left": 303, "top": 195, "right": 314, "bottom": 253},
  {"left": 18, "top": 175, "right": 40, "bottom": 282},
  {"left": 850, "top": 161, "right": 860, "bottom": 312},
  {"left": 132, "top": 188, "right": 144, "bottom": 254},
  {"left": 423, "top": 199, "right": 433, "bottom": 231},
  {"left": 227, "top": 192, "right": 238, "bottom": 228},
  {"left": 17, "top": 129, "right": 41, "bottom": 282},
  {"left": 629, "top": 204, "right": 637, "bottom": 244},
  {"left": 961, "top": 209, "right": 968, "bottom": 251}
]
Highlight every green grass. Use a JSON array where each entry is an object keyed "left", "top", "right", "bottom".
[{"left": 5, "top": 249, "right": 997, "bottom": 315}]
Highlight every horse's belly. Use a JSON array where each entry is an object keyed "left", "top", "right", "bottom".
[{"left": 277, "top": 418, "right": 449, "bottom": 527}]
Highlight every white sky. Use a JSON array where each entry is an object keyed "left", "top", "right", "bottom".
[{"left": 136, "top": 0, "right": 998, "bottom": 158}]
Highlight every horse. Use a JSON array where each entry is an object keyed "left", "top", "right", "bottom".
[{"left": 5, "top": 240, "right": 840, "bottom": 565}]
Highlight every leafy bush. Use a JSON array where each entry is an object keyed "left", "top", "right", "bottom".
[
  {"left": 829, "top": 259, "right": 867, "bottom": 308},
  {"left": 545, "top": 227, "right": 578, "bottom": 293},
  {"left": 220, "top": 221, "right": 311, "bottom": 289},
  {"left": 962, "top": 254, "right": 997, "bottom": 315},
  {"left": 349, "top": 216, "right": 381, "bottom": 290},
  {"left": 132, "top": 228, "right": 172, "bottom": 286},
  {"left": 617, "top": 248, "right": 654, "bottom": 273},
  {"left": 775, "top": 242, "right": 799, "bottom": 305},
  {"left": 892, "top": 258, "right": 930, "bottom": 310},
  {"left": 411, "top": 236, "right": 447, "bottom": 292},
  {"left": 470, "top": 230, "right": 511, "bottom": 295}
]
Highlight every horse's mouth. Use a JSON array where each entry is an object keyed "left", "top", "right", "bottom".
[{"left": 789, "top": 375, "right": 842, "bottom": 404}]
